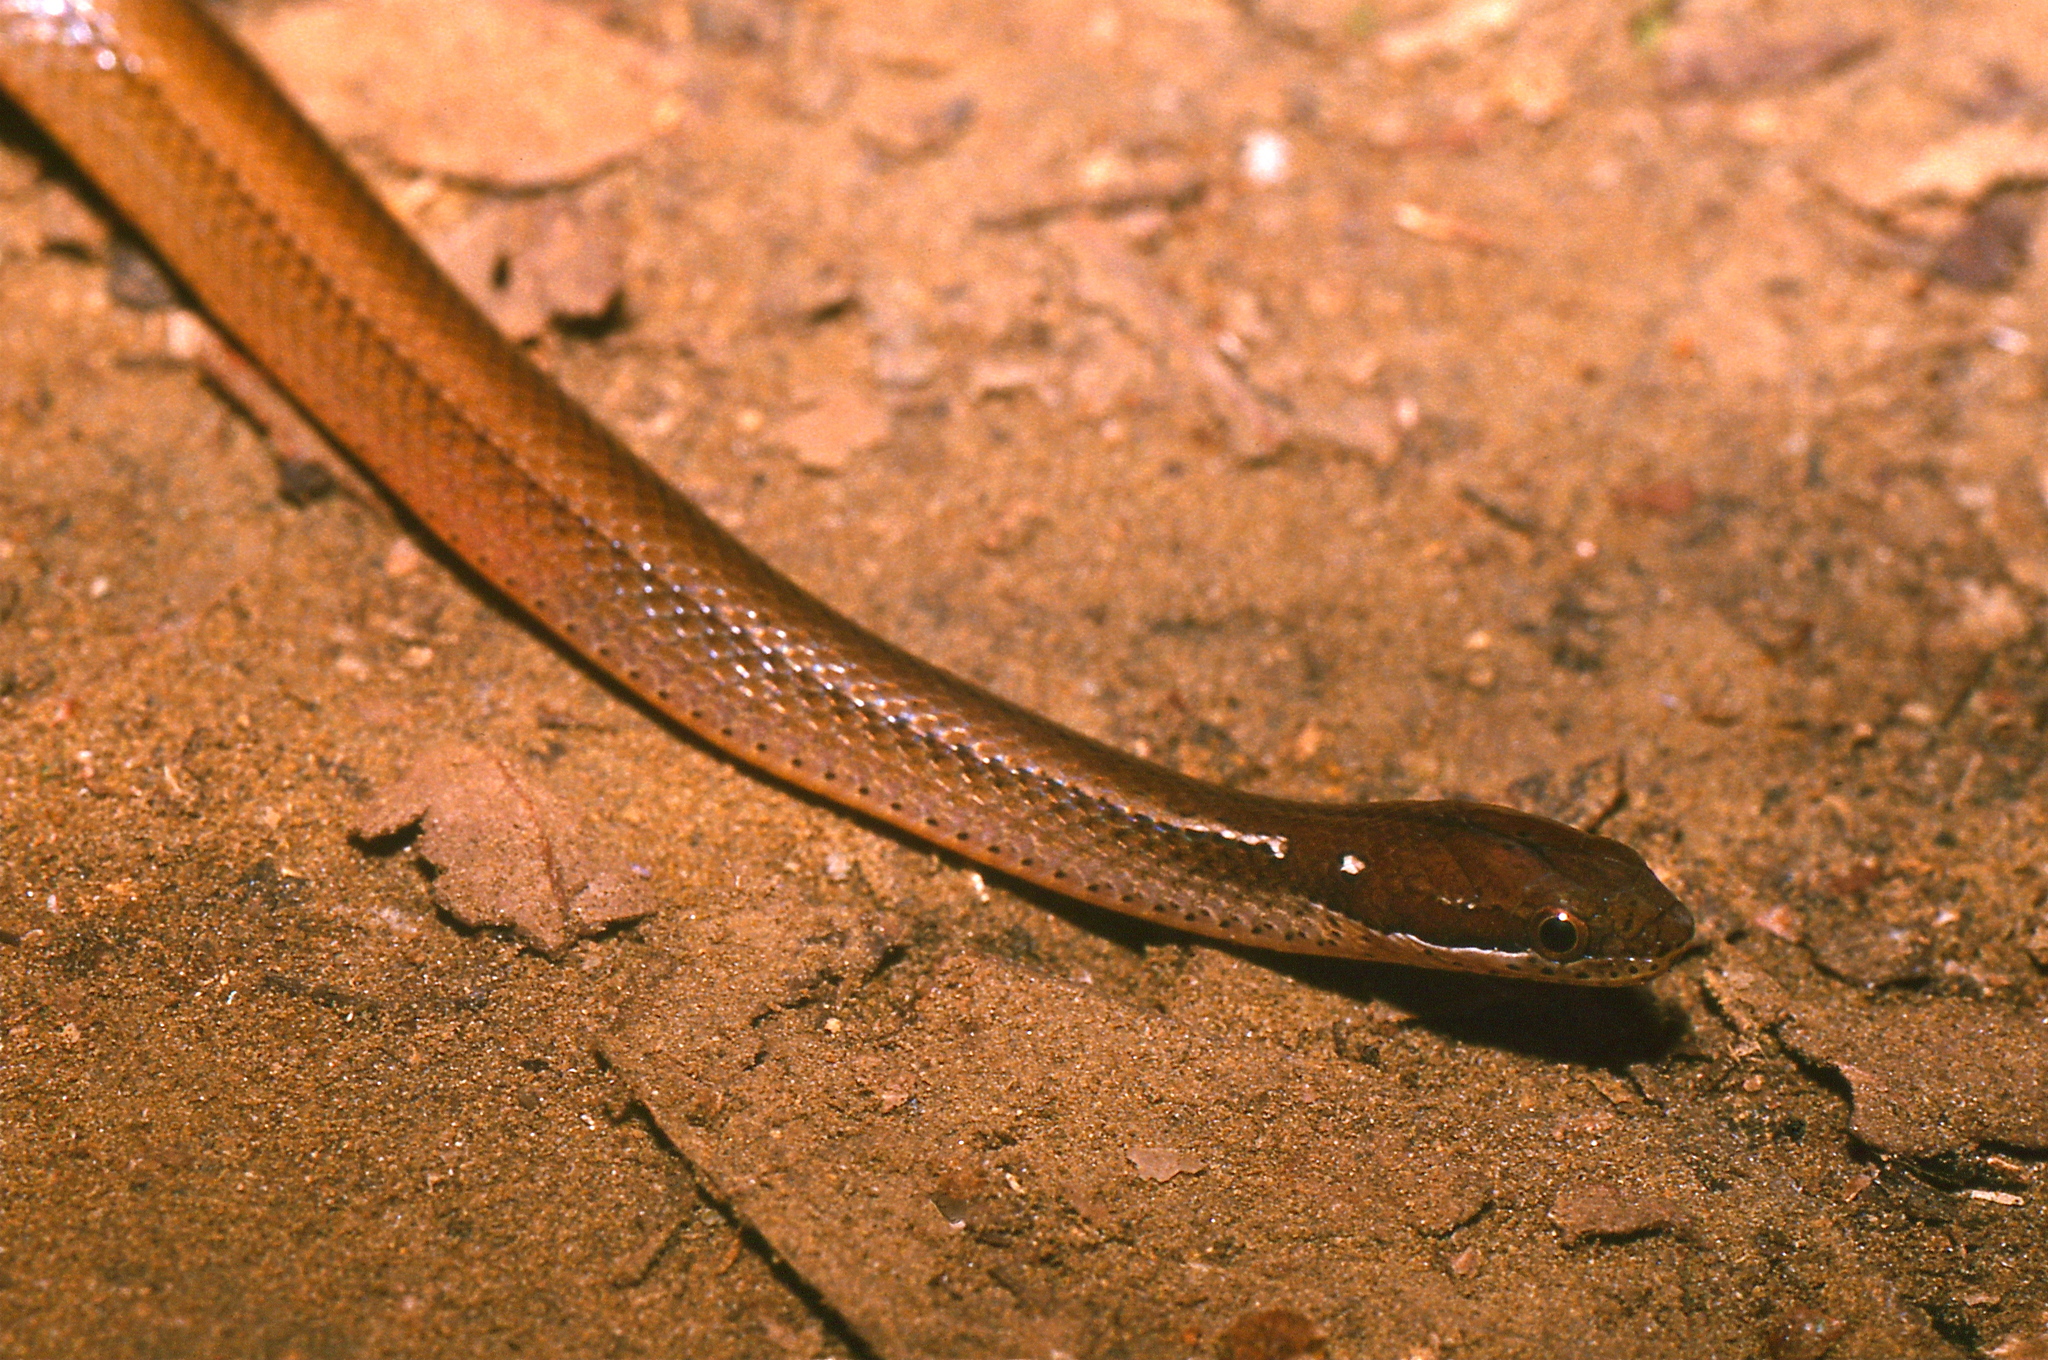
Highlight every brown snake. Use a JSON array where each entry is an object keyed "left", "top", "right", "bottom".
[{"left": 0, "top": 0, "right": 1692, "bottom": 982}]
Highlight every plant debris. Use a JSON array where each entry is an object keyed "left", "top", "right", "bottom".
[{"left": 353, "top": 741, "right": 656, "bottom": 954}]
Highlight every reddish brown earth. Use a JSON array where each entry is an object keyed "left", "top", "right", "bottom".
[{"left": 3, "top": 0, "right": 2047, "bottom": 1356}]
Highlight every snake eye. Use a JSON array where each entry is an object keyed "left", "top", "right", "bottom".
[{"left": 1533, "top": 909, "right": 1588, "bottom": 962}]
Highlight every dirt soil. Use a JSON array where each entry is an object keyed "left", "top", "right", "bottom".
[{"left": 5, "top": 0, "right": 2048, "bottom": 1356}]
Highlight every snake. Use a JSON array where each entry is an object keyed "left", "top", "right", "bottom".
[{"left": 0, "top": 0, "right": 1693, "bottom": 983}]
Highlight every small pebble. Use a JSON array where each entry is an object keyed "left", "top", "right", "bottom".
[{"left": 1240, "top": 130, "right": 1291, "bottom": 186}]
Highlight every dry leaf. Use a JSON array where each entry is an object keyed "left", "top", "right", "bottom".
[
  {"left": 1884, "top": 125, "right": 2048, "bottom": 207},
  {"left": 1377, "top": 0, "right": 1522, "bottom": 69},
  {"left": 432, "top": 190, "right": 628, "bottom": 340},
  {"left": 1548, "top": 1181, "right": 1680, "bottom": 1243},
  {"left": 766, "top": 386, "right": 893, "bottom": 473},
  {"left": 1657, "top": 24, "right": 1880, "bottom": 98},
  {"left": 1053, "top": 219, "right": 1291, "bottom": 463},
  {"left": 244, "top": 0, "right": 688, "bottom": 187},
  {"left": 354, "top": 742, "right": 657, "bottom": 954},
  {"left": 1125, "top": 1146, "right": 1205, "bottom": 1182}
]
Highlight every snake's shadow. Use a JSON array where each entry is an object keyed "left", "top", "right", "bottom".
[
  {"left": 1285, "top": 951, "right": 1690, "bottom": 1068},
  {"left": 1021, "top": 884, "right": 1691, "bottom": 1068}
]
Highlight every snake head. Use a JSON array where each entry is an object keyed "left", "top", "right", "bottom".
[{"left": 1297, "top": 800, "right": 1694, "bottom": 984}]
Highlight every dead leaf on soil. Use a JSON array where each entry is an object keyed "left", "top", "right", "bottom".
[
  {"left": 973, "top": 150, "right": 1205, "bottom": 229},
  {"left": 853, "top": 90, "right": 976, "bottom": 162},
  {"left": 1699, "top": 965, "right": 1797, "bottom": 1034},
  {"left": 1052, "top": 218, "right": 1292, "bottom": 463},
  {"left": 1402, "top": 1163, "right": 1493, "bottom": 1236},
  {"left": 1656, "top": 22, "right": 1881, "bottom": 98},
  {"left": 1548, "top": 1180, "right": 1681, "bottom": 1243},
  {"left": 1376, "top": 0, "right": 1522, "bottom": 70},
  {"left": 766, "top": 385, "right": 894, "bottom": 473},
  {"left": 1882, "top": 124, "right": 2048, "bottom": 208},
  {"left": 1126, "top": 1146, "right": 1206, "bottom": 1182},
  {"left": 431, "top": 189, "right": 629, "bottom": 340},
  {"left": 353, "top": 741, "right": 657, "bottom": 955},
  {"left": 1391, "top": 200, "right": 1503, "bottom": 252},
  {"left": 243, "top": 0, "right": 689, "bottom": 187}
]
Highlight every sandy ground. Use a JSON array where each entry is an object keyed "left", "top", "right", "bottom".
[{"left": 3, "top": 0, "right": 2047, "bottom": 1355}]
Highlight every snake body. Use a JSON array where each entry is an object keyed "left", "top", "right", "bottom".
[{"left": 0, "top": 0, "right": 1692, "bottom": 982}]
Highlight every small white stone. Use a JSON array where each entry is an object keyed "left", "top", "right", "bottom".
[{"left": 1240, "top": 130, "right": 1291, "bottom": 186}]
